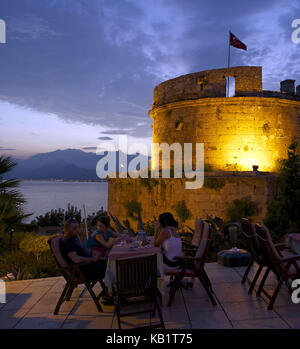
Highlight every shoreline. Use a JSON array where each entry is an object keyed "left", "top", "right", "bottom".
[{"left": 20, "top": 179, "right": 107, "bottom": 183}]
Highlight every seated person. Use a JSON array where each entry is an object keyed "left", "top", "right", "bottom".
[
  {"left": 86, "top": 216, "right": 118, "bottom": 260},
  {"left": 60, "top": 218, "right": 107, "bottom": 281},
  {"left": 154, "top": 212, "right": 184, "bottom": 270}
]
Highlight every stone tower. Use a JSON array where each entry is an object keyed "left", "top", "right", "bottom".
[
  {"left": 108, "top": 66, "right": 300, "bottom": 225},
  {"left": 150, "top": 66, "right": 300, "bottom": 172}
]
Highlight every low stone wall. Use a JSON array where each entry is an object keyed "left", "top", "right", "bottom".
[{"left": 108, "top": 171, "right": 278, "bottom": 228}]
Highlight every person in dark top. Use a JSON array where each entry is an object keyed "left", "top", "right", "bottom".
[{"left": 60, "top": 218, "right": 107, "bottom": 281}]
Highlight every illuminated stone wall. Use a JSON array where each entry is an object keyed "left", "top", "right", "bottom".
[
  {"left": 150, "top": 66, "right": 300, "bottom": 172},
  {"left": 150, "top": 97, "right": 300, "bottom": 172},
  {"left": 107, "top": 66, "right": 300, "bottom": 224},
  {"left": 108, "top": 172, "right": 277, "bottom": 226}
]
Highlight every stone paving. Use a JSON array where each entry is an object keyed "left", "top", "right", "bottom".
[{"left": 0, "top": 262, "right": 299, "bottom": 329}]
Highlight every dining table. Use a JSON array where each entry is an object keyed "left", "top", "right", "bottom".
[
  {"left": 285, "top": 233, "right": 300, "bottom": 255},
  {"left": 103, "top": 236, "right": 165, "bottom": 296}
]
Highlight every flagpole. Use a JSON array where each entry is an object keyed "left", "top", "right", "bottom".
[{"left": 227, "top": 30, "right": 231, "bottom": 97}]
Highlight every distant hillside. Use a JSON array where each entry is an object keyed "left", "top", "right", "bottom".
[{"left": 7, "top": 149, "right": 150, "bottom": 180}]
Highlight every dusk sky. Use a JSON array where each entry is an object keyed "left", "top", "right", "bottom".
[{"left": 0, "top": 0, "right": 299, "bottom": 158}]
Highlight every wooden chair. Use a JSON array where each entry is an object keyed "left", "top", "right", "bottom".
[
  {"left": 254, "top": 223, "right": 300, "bottom": 310},
  {"left": 112, "top": 254, "right": 165, "bottom": 329},
  {"left": 48, "top": 235, "right": 105, "bottom": 315},
  {"left": 240, "top": 218, "right": 269, "bottom": 295},
  {"left": 164, "top": 222, "right": 217, "bottom": 307},
  {"left": 181, "top": 219, "right": 204, "bottom": 256}
]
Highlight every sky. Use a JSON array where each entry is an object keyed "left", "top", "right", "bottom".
[{"left": 0, "top": 0, "right": 299, "bottom": 158}]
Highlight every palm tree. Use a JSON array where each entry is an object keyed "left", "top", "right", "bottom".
[{"left": 0, "top": 156, "right": 30, "bottom": 235}]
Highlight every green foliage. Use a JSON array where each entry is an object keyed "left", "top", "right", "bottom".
[
  {"left": 0, "top": 232, "right": 59, "bottom": 280},
  {"left": 139, "top": 177, "right": 158, "bottom": 193},
  {"left": 31, "top": 203, "right": 82, "bottom": 226},
  {"left": 0, "top": 156, "right": 30, "bottom": 234},
  {"left": 264, "top": 141, "right": 300, "bottom": 239},
  {"left": 0, "top": 249, "right": 59, "bottom": 280},
  {"left": 172, "top": 200, "right": 192, "bottom": 224},
  {"left": 124, "top": 199, "right": 142, "bottom": 221},
  {"left": 19, "top": 233, "right": 52, "bottom": 260},
  {"left": 225, "top": 197, "right": 260, "bottom": 222},
  {"left": 203, "top": 178, "right": 226, "bottom": 191},
  {"left": 143, "top": 219, "right": 156, "bottom": 236}
]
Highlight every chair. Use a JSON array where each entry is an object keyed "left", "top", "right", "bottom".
[
  {"left": 123, "top": 219, "right": 137, "bottom": 237},
  {"left": 240, "top": 218, "right": 269, "bottom": 295},
  {"left": 164, "top": 222, "right": 217, "bottom": 307},
  {"left": 254, "top": 223, "right": 300, "bottom": 310},
  {"left": 181, "top": 219, "right": 204, "bottom": 256},
  {"left": 48, "top": 235, "right": 105, "bottom": 315},
  {"left": 112, "top": 254, "right": 165, "bottom": 329}
]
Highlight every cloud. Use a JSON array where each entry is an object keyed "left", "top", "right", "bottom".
[
  {"left": 0, "top": 0, "right": 298, "bottom": 140},
  {"left": 81, "top": 147, "right": 97, "bottom": 151},
  {"left": 98, "top": 136, "right": 113, "bottom": 140},
  {"left": 0, "top": 147, "right": 16, "bottom": 151}
]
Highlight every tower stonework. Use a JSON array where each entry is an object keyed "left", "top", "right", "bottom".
[
  {"left": 150, "top": 66, "right": 300, "bottom": 172},
  {"left": 108, "top": 66, "right": 300, "bottom": 225}
]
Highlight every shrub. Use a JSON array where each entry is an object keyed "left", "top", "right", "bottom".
[
  {"left": 225, "top": 197, "right": 260, "bottom": 222},
  {"left": 124, "top": 199, "right": 142, "bottom": 220},
  {"left": 31, "top": 203, "right": 82, "bottom": 226},
  {"left": 19, "top": 233, "right": 53, "bottom": 261},
  {"left": 172, "top": 200, "right": 192, "bottom": 224},
  {"left": 264, "top": 141, "right": 300, "bottom": 239}
]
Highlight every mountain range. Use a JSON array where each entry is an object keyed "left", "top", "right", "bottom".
[{"left": 7, "top": 149, "right": 150, "bottom": 180}]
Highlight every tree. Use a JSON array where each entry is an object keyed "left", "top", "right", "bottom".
[
  {"left": 264, "top": 141, "right": 300, "bottom": 239},
  {"left": 0, "top": 156, "right": 29, "bottom": 235}
]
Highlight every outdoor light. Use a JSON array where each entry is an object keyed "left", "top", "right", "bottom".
[{"left": 252, "top": 164, "right": 259, "bottom": 172}]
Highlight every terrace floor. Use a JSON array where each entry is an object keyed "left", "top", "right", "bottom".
[{"left": 0, "top": 262, "right": 299, "bottom": 329}]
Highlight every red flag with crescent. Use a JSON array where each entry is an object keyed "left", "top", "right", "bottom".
[{"left": 230, "top": 32, "right": 247, "bottom": 51}]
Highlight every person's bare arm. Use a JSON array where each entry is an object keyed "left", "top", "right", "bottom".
[
  {"left": 154, "top": 229, "right": 169, "bottom": 247},
  {"left": 95, "top": 234, "right": 115, "bottom": 249},
  {"left": 67, "top": 251, "right": 95, "bottom": 264}
]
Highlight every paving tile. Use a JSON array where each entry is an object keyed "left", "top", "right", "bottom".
[
  {"left": 14, "top": 313, "right": 66, "bottom": 329},
  {"left": 1, "top": 287, "right": 48, "bottom": 311},
  {"left": 28, "top": 292, "right": 77, "bottom": 315},
  {"left": 27, "top": 278, "right": 58, "bottom": 287},
  {"left": 221, "top": 299, "right": 278, "bottom": 321},
  {"left": 206, "top": 267, "right": 242, "bottom": 284},
  {"left": 184, "top": 295, "right": 220, "bottom": 312},
  {"left": 70, "top": 299, "right": 105, "bottom": 316},
  {"left": 0, "top": 265, "right": 299, "bottom": 330},
  {"left": 190, "top": 310, "right": 232, "bottom": 329},
  {"left": 232, "top": 317, "right": 290, "bottom": 329},
  {"left": 213, "top": 282, "right": 255, "bottom": 303},
  {"left": 0, "top": 308, "right": 28, "bottom": 329},
  {"left": 262, "top": 285, "right": 296, "bottom": 307},
  {"left": 64, "top": 314, "right": 113, "bottom": 329},
  {"left": 274, "top": 305, "right": 300, "bottom": 329}
]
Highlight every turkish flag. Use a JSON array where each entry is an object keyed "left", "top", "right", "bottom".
[{"left": 230, "top": 32, "right": 247, "bottom": 51}]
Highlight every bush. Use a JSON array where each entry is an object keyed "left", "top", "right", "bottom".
[
  {"left": 19, "top": 233, "right": 53, "bottom": 261},
  {"left": 0, "top": 249, "right": 59, "bottom": 280},
  {"left": 31, "top": 203, "right": 82, "bottom": 226},
  {"left": 124, "top": 199, "right": 142, "bottom": 220},
  {"left": 172, "top": 200, "right": 192, "bottom": 224},
  {"left": 225, "top": 197, "right": 260, "bottom": 222},
  {"left": 264, "top": 141, "right": 300, "bottom": 239}
]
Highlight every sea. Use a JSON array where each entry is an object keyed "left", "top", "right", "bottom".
[{"left": 19, "top": 180, "right": 108, "bottom": 223}]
